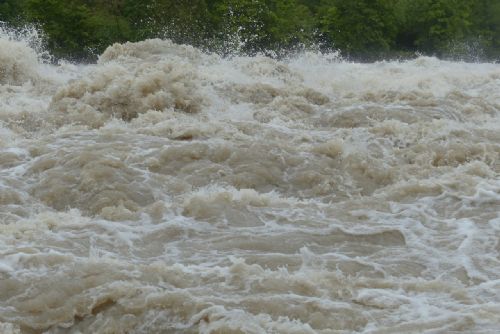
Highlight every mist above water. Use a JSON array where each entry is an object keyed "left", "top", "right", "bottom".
[{"left": 0, "top": 29, "right": 499, "bottom": 333}]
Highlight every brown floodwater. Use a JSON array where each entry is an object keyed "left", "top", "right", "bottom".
[{"left": 0, "top": 31, "right": 499, "bottom": 333}]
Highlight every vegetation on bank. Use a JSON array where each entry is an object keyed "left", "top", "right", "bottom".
[{"left": 1, "top": 0, "right": 499, "bottom": 62}]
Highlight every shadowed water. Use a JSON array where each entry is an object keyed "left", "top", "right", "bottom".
[{"left": 0, "top": 33, "right": 499, "bottom": 333}]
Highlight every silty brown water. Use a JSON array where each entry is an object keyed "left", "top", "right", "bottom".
[{"left": 0, "top": 32, "right": 499, "bottom": 333}]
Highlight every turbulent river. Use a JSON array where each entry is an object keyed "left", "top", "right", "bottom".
[{"left": 0, "top": 30, "right": 499, "bottom": 334}]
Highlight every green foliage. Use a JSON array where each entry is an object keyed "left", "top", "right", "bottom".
[
  {"left": 124, "top": 0, "right": 212, "bottom": 46},
  {"left": 407, "top": 0, "right": 473, "bottom": 54},
  {"left": 317, "top": 0, "right": 398, "bottom": 57},
  {"left": 209, "top": 0, "right": 314, "bottom": 54},
  {"left": 25, "top": 0, "right": 94, "bottom": 59},
  {"left": 266, "top": 0, "right": 314, "bottom": 50},
  {"left": 0, "top": 0, "right": 28, "bottom": 25},
  {"left": 211, "top": 0, "right": 271, "bottom": 53},
  {"left": 470, "top": 0, "right": 500, "bottom": 58},
  {"left": 0, "top": 0, "right": 498, "bottom": 61},
  {"left": 23, "top": 0, "right": 134, "bottom": 59}
]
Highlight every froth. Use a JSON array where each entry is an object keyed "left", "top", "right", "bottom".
[
  {"left": 50, "top": 60, "right": 204, "bottom": 126},
  {"left": 99, "top": 39, "right": 203, "bottom": 63},
  {"left": 0, "top": 37, "right": 39, "bottom": 86}
]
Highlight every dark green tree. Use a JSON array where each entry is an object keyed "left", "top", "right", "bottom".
[
  {"left": 316, "top": 0, "right": 398, "bottom": 58},
  {"left": 403, "top": 0, "right": 473, "bottom": 56},
  {"left": 470, "top": 0, "right": 500, "bottom": 58},
  {"left": 24, "top": 0, "right": 133, "bottom": 60},
  {"left": 0, "top": 0, "right": 27, "bottom": 24},
  {"left": 211, "top": 0, "right": 271, "bottom": 54},
  {"left": 266, "top": 0, "right": 315, "bottom": 50},
  {"left": 123, "top": 0, "right": 212, "bottom": 47},
  {"left": 0, "top": 0, "right": 498, "bottom": 61}
]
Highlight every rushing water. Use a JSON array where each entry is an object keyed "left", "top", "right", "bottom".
[{"left": 0, "top": 31, "right": 499, "bottom": 334}]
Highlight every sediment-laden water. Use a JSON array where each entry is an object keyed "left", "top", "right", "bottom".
[{"left": 0, "top": 31, "right": 499, "bottom": 333}]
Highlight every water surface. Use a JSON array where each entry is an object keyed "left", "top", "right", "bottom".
[{"left": 0, "top": 34, "right": 499, "bottom": 333}]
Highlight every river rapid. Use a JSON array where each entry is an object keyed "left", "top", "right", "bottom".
[{"left": 0, "top": 30, "right": 499, "bottom": 333}]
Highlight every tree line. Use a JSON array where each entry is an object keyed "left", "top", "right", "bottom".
[{"left": 1, "top": 0, "right": 499, "bottom": 62}]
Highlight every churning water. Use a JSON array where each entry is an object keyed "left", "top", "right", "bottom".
[{"left": 0, "top": 30, "right": 499, "bottom": 334}]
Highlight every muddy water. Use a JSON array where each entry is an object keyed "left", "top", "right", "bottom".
[{"left": 0, "top": 33, "right": 499, "bottom": 334}]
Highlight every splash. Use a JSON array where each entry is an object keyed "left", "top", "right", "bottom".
[{"left": 0, "top": 30, "right": 40, "bottom": 85}]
